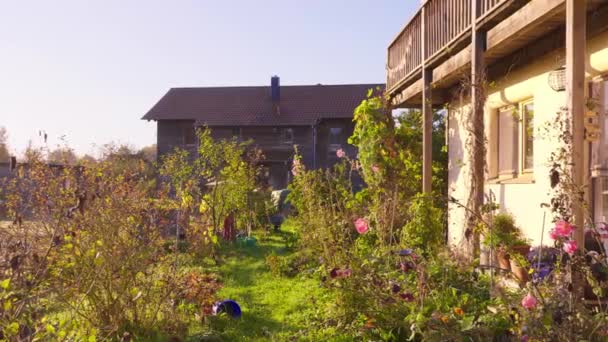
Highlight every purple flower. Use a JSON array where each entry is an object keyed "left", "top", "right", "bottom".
[
  {"left": 398, "top": 248, "right": 414, "bottom": 256},
  {"left": 330, "top": 268, "right": 339, "bottom": 279},
  {"left": 399, "top": 293, "right": 415, "bottom": 302},
  {"left": 531, "top": 264, "right": 553, "bottom": 283},
  {"left": 399, "top": 261, "right": 416, "bottom": 273},
  {"left": 330, "top": 267, "right": 352, "bottom": 279},
  {"left": 391, "top": 283, "right": 401, "bottom": 294}
]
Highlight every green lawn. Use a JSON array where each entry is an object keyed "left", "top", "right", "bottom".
[{"left": 197, "top": 229, "right": 342, "bottom": 341}]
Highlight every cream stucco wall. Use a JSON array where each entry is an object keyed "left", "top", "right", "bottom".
[{"left": 448, "top": 30, "right": 608, "bottom": 247}]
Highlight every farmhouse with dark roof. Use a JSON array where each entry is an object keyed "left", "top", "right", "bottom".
[{"left": 143, "top": 76, "right": 383, "bottom": 189}]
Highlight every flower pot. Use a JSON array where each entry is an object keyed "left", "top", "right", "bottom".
[
  {"left": 496, "top": 249, "right": 511, "bottom": 271},
  {"left": 510, "top": 259, "right": 528, "bottom": 285},
  {"left": 511, "top": 245, "right": 531, "bottom": 257}
]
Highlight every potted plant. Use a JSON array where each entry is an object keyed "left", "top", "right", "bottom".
[{"left": 484, "top": 213, "right": 530, "bottom": 282}]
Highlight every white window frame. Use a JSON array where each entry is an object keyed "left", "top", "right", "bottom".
[
  {"left": 592, "top": 77, "right": 608, "bottom": 223},
  {"left": 496, "top": 105, "right": 518, "bottom": 178},
  {"left": 520, "top": 99, "right": 535, "bottom": 175},
  {"left": 493, "top": 99, "right": 534, "bottom": 181}
]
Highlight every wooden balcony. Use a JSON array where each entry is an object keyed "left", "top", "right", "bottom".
[{"left": 386, "top": 0, "right": 608, "bottom": 106}]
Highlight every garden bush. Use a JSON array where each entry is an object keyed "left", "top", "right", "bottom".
[{"left": 0, "top": 138, "right": 243, "bottom": 340}]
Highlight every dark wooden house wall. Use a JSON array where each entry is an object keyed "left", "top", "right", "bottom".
[
  {"left": 156, "top": 119, "right": 357, "bottom": 189},
  {"left": 157, "top": 120, "right": 197, "bottom": 157}
]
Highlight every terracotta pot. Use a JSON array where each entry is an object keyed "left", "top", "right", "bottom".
[
  {"left": 511, "top": 245, "right": 531, "bottom": 257},
  {"left": 510, "top": 259, "right": 528, "bottom": 285},
  {"left": 496, "top": 249, "right": 511, "bottom": 271}
]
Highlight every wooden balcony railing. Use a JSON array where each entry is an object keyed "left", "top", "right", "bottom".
[
  {"left": 425, "top": 0, "right": 471, "bottom": 59},
  {"left": 387, "top": 12, "right": 422, "bottom": 92},
  {"left": 387, "top": 0, "right": 510, "bottom": 93},
  {"left": 481, "top": 0, "right": 503, "bottom": 15}
]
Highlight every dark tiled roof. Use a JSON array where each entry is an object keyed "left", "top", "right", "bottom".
[{"left": 142, "top": 83, "right": 384, "bottom": 126}]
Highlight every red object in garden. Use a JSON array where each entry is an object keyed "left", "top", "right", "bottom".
[
  {"left": 354, "top": 218, "right": 369, "bottom": 234},
  {"left": 223, "top": 213, "right": 236, "bottom": 241}
]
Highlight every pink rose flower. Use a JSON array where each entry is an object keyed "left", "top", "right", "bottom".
[
  {"left": 563, "top": 240, "right": 578, "bottom": 255},
  {"left": 554, "top": 220, "right": 574, "bottom": 237},
  {"left": 371, "top": 165, "right": 380, "bottom": 173},
  {"left": 549, "top": 229, "right": 559, "bottom": 240},
  {"left": 336, "top": 148, "right": 346, "bottom": 158},
  {"left": 354, "top": 218, "right": 369, "bottom": 234},
  {"left": 521, "top": 293, "right": 537, "bottom": 310}
]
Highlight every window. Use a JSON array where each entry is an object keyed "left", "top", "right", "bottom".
[
  {"left": 592, "top": 78, "right": 608, "bottom": 223},
  {"left": 522, "top": 101, "right": 534, "bottom": 171},
  {"left": 603, "top": 179, "right": 608, "bottom": 222},
  {"left": 494, "top": 100, "right": 534, "bottom": 179},
  {"left": 595, "top": 178, "right": 608, "bottom": 223},
  {"left": 280, "top": 128, "right": 294, "bottom": 145},
  {"left": 328, "top": 127, "right": 343, "bottom": 153},
  {"left": 497, "top": 107, "right": 518, "bottom": 177}
]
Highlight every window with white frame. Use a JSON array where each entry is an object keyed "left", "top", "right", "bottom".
[
  {"left": 497, "top": 106, "right": 519, "bottom": 177},
  {"left": 592, "top": 78, "right": 608, "bottom": 223},
  {"left": 602, "top": 179, "right": 608, "bottom": 222},
  {"left": 495, "top": 99, "right": 534, "bottom": 179},
  {"left": 328, "top": 127, "right": 343, "bottom": 153},
  {"left": 522, "top": 101, "right": 534, "bottom": 172}
]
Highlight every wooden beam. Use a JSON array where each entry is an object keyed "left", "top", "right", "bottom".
[
  {"left": 421, "top": 4, "right": 433, "bottom": 194},
  {"left": 566, "top": 0, "right": 586, "bottom": 251},
  {"left": 422, "top": 68, "right": 433, "bottom": 193},
  {"left": 486, "top": 0, "right": 565, "bottom": 57},
  {"left": 466, "top": 0, "right": 486, "bottom": 258}
]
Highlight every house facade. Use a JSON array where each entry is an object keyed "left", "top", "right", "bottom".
[
  {"left": 386, "top": 1, "right": 608, "bottom": 247},
  {"left": 143, "top": 77, "right": 383, "bottom": 189}
]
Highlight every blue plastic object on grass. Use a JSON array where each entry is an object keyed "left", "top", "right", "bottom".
[{"left": 213, "top": 300, "right": 242, "bottom": 318}]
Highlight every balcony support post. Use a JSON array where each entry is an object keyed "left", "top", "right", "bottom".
[
  {"left": 566, "top": 0, "right": 586, "bottom": 260},
  {"left": 422, "top": 68, "right": 433, "bottom": 194},
  {"left": 421, "top": 3, "right": 433, "bottom": 194},
  {"left": 465, "top": 0, "right": 486, "bottom": 258}
]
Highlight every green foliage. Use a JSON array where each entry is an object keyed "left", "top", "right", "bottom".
[
  {"left": 483, "top": 212, "right": 529, "bottom": 249},
  {"left": 401, "top": 194, "right": 444, "bottom": 255},
  {"left": 0, "top": 147, "right": 220, "bottom": 340},
  {"left": 281, "top": 90, "right": 519, "bottom": 340},
  {"left": 287, "top": 157, "right": 360, "bottom": 267},
  {"left": 208, "top": 231, "right": 339, "bottom": 341},
  {"left": 160, "top": 127, "right": 262, "bottom": 234}
]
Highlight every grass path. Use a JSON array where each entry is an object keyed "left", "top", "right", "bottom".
[{"left": 206, "top": 231, "right": 334, "bottom": 341}]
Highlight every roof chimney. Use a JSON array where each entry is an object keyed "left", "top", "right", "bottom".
[{"left": 271, "top": 75, "right": 280, "bottom": 114}]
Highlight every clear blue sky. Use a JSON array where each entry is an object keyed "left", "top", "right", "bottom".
[{"left": 0, "top": 0, "right": 417, "bottom": 157}]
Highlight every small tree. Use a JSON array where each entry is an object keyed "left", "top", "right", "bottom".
[{"left": 160, "top": 128, "right": 261, "bottom": 234}]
